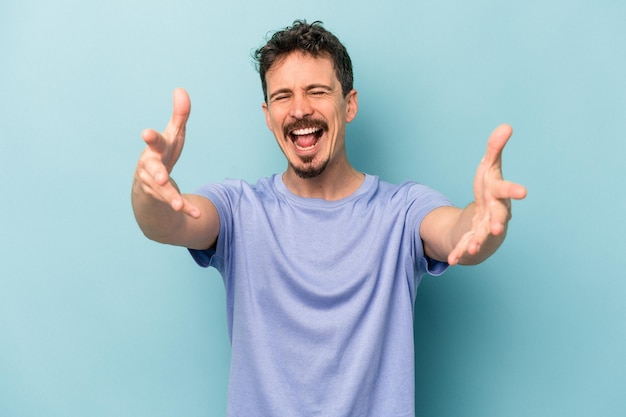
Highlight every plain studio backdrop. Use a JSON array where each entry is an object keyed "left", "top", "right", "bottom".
[{"left": 1, "top": 0, "right": 625, "bottom": 416}]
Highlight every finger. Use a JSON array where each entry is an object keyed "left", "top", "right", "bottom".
[
  {"left": 140, "top": 153, "right": 171, "bottom": 185},
  {"left": 448, "top": 230, "right": 478, "bottom": 266},
  {"left": 142, "top": 128, "right": 169, "bottom": 155},
  {"left": 448, "top": 212, "right": 491, "bottom": 265},
  {"left": 483, "top": 124, "right": 513, "bottom": 166},
  {"left": 179, "top": 196, "right": 202, "bottom": 219},
  {"left": 509, "top": 183, "right": 527, "bottom": 200},
  {"left": 153, "top": 185, "right": 201, "bottom": 219},
  {"left": 486, "top": 201, "right": 511, "bottom": 236},
  {"left": 136, "top": 167, "right": 197, "bottom": 215},
  {"left": 164, "top": 88, "right": 191, "bottom": 138},
  {"left": 490, "top": 179, "right": 528, "bottom": 200}
]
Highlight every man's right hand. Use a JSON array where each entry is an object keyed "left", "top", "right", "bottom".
[{"left": 134, "top": 88, "right": 200, "bottom": 218}]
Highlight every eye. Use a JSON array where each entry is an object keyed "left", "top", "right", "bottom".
[{"left": 272, "top": 94, "right": 290, "bottom": 102}]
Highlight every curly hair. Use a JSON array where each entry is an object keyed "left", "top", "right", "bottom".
[{"left": 254, "top": 20, "right": 354, "bottom": 102}]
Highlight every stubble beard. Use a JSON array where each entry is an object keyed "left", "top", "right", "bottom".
[{"left": 290, "top": 155, "right": 330, "bottom": 179}]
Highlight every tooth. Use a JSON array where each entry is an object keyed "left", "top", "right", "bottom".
[{"left": 292, "top": 127, "right": 319, "bottom": 135}]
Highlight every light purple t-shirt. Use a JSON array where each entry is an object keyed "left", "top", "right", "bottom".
[{"left": 189, "top": 174, "right": 451, "bottom": 417}]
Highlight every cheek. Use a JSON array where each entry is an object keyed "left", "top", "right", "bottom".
[
  {"left": 265, "top": 108, "right": 286, "bottom": 132},
  {"left": 265, "top": 113, "right": 280, "bottom": 133},
  {"left": 265, "top": 114, "right": 273, "bottom": 131}
]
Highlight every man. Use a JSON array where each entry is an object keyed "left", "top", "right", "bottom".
[{"left": 132, "top": 20, "right": 526, "bottom": 417}]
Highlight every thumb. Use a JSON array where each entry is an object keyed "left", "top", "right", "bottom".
[
  {"left": 484, "top": 124, "right": 513, "bottom": 166},
  {"left": 169, "top": 88, "right": 191, "bottom": 132}
]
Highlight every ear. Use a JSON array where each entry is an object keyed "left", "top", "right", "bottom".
[
  {"left": 345, "top": 89, "right": 358, "bottom": 123},
  {"left": 262, "top": 101, "right": 272, "bottom": 130}
]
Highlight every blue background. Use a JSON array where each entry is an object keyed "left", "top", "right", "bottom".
[{"left": 1, "top": 0, "right": 625, "bottom": 416}]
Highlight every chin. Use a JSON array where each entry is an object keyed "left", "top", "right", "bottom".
[{"left": 291, "top": 159, "right": 329, "bottom": 179}]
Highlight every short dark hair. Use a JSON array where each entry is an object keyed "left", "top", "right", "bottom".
[{"left": 254, "top": 20, "right": 354, "bottom": 102}]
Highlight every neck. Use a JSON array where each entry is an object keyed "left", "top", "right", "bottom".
[{"left": 282, "top": 162, "right": 364, "bottom": 201}]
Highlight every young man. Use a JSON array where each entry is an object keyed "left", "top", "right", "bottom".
[{"left": 132, "top": 20, "right": 526, "bottom": 417}]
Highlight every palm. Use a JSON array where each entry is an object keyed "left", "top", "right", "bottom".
[
  {"left": 142, "top": 88, "right": 191, "bottom": 175},
  {"left": 134, "top": 88, "right": 199, "bottom": 217},
  {"left": 449, "top": 124, "right": 527, "bottom": 264}
]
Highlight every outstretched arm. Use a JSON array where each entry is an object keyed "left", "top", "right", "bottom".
[
  {"left": 132, "top": 88, "right": 219, "bottom": 249},
  {"left": 421, "top": 124, "right": 527, "bottom": 266}
]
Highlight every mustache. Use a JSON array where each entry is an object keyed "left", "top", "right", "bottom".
[{"left": 283, "top": 118, "right": 328, "bottom": 137}]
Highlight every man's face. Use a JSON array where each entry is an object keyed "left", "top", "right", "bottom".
[{"left": 262, "top": 52, "right": 357, "bottom": 179}]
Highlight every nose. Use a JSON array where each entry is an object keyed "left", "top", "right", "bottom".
[{"left": 289, "top": 92, "right": 313, "bottom": 119}]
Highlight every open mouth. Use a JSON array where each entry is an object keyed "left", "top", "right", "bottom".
[
  {"left": 284, "top": 120, "right": 328, "bottom": 152},
  {"left": 290, "top": 127, "right": 324, "bottom": 151}
]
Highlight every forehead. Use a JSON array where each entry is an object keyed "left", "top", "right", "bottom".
[{"left": 265, "top": 52, "right": 337, "bottom": 87}]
